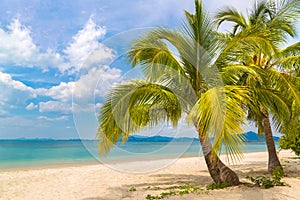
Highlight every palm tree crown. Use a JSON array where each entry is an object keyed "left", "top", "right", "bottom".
[
  {"left": 96, "top": 0, "right": 254, "bottom": 185},
  {"left": 97, "top": 0, "right": 248, "bottom": 161},
  {"left": 216, "top": 0, "right": 300, "bottom": 173}
]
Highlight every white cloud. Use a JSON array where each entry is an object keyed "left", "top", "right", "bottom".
[
  {"left": 0, "top": 65, "right": 120, "bottom": 114},
  {"left": 39, "top": 101, "right": 71, "bottom": 114},
  {"left": 0, "top": 71, "right": 37, "bottom": 107},
  {"left": 74, "top": 66, "right": 121, "bottom": 100},
  {"left": 0, "top": 19, "right": 64, "bottom": 70},
  {"left": 37, "top": 115, "right": 69, "bottom": 121},
  {"left": 63, "top": 16, "right": 116, "bottom": 73},
  {"left": 36, "top": 65, "right": 120, "bottom": 107},
  {"left": 0, "top": 17, "right": 121, "bottom": 115},
  {"left": 0, "top": 71, "right": 34, "bottom": 92},
  {"left": 37, "top": 81, "right": 75, "bottom": 102},
  {"left": 25, "top": 102, "right": 37, "bottom": 110},
  {"left": 0, "top": 17, "right": 117, "bottom": 74}
]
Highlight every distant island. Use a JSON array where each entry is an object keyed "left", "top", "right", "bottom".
[
  {"left": 243, "top": 131, "right": 280, "bottom": 142},
  {"left": 1, "top": 131, "right": 280, "bottom": 142},
  {"left": 123, "top": 131, "right": 280, "bottom": 143}
]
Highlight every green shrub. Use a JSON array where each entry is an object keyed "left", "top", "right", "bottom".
[
  {"left": 272, "top": 167, "right": 285, "bottom": 185},
  {"left": 279, "top": 123, "right": 300, "bottom": 156},
  {"left": 246, "top": 175, "right": 275, "bottom": 189},
  {"left": 246, "top": 167, "right": 288, "bottom": 189}
]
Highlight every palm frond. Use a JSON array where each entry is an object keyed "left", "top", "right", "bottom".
[
  {"left": 215, "top": 7, "right": 248, "bottom": 34},
  {"left": 221, "top": 64, "right": 264, "bottom": 85},
  {"left": 97, "top": 80, "right": 182, "bottom": 155},
  {"left": 255, "top": 88, "right": 291, "bottom": 132},
  {"left": 187, "top": 86, "right": 249, "bottom": 163},
  {"left": 249, "top": 0, "right": 270, "bottom": 25},
  {"left": 268, "top": 0, "right": 300, "bottom": 38},
  {"left": 216, "top": 27, "right": 278, "bottom": 68},
  {"left": 127, "top": 29, "right": 188, "bottom": 82},
  {"left": 267, "top": 68, "right": 300, "bottom": 103},
  {"left": 280, "top": 42, "right": 300, "bottom": 56}
]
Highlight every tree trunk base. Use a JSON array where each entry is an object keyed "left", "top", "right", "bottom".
[
  {"left": 204, "top": 153, "right": 240, "bottom": 185},
  {"left": 198, "top": 130, "right": 240, "bottom": 185},
  {"left": 219, "top": 164, "right": 240, "bottom": 185},
  {"left": 262, "top": 112, "right": 283, "bottom": 175},
  {"left": 268, "top": 157, "right": 283, "bottom": 175}
]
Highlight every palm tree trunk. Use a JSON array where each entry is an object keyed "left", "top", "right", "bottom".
[
  {"left": 260, "top": 107, "right": 283, "bottom": 174},
  {"left": 199, "top": 133, "right": 240, "bottom": 185},
  {"left": 262, "top": 114, "right": 283, "bottom": 174}
]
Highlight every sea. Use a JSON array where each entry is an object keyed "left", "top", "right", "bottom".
[{"left": 0, "top": 139, "right": 273, "bottom": 170}]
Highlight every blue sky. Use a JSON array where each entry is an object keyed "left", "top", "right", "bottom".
[{"left": 0, "top": 0, "right": 297, "bottom": 139}]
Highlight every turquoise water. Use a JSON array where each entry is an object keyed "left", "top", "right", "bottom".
[{"left": 0, "top": 140, "right": 271, "bottom": 170}]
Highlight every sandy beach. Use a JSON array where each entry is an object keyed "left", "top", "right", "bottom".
[{"left": 1, "top": 150, "right": 300, "bottom": 200}]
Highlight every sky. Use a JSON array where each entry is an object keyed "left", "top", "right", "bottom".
[{"left": 0, "top": 0, "right": 296, "bottom": 139}]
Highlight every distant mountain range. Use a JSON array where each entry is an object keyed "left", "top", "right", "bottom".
[
  {"left": 124, "top": 135, "right": 199, "bottom": 142},
  {"left": 123, "top": 131, "right": 280, "bottom": 143},
  {"left": 243, "top": 131, "right": 280, "bottom": 142},
  {"left": 5, "top": 131, "right": 280, "bottom": 142}
]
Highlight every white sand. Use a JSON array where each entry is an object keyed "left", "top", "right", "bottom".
[{"left": 1, "top": 150, "right": 300, "bottom": 200}]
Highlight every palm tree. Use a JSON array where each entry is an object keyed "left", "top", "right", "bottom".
[
  {"left": 96, "top": 0, "right": 250, "bottom": 185},
  {"left": 216, "top": 0, "right": 300, "bottom": 174}
]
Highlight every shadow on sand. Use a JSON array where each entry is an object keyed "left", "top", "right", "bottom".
[{"left": 82, "top": 173, "right": 212, "bottom": 200}]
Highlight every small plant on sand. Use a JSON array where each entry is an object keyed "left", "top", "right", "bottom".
[
  {"left": 144, "top": 185, "right": 202, "bottom": 199},
  {"left": 128, "top": 186, "right": 137, "bottom": 192},
  {"left": 145, "top": 193, "right": 176, "bottom": 200},
  {"left": 246, "top": 167, "right": 289, "bottom": 189},
  {"left": 145, "top": 194, "right": 160, "bottom": 200},
  {"left": 144, "top": 186, "right": 162, "bottom": 190},
  {"left": 206, "top": 183, "right": 232, "bottom": 190},
  {"left": 163, "top": 185, "right": 200, "bottom": 192},
  {"left": 246, "top": 176, "right": 275, "bottom": 189}
]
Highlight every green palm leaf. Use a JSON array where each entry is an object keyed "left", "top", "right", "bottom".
[
  {"left": 187, "top": 86, "right": 249, "bottom": 162},
  {"left": 97, "top": 80, "right": 182, "bottom": 155}
]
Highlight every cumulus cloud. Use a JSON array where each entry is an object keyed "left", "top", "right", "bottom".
[
  {"left": 0, "top": 17, "right": 121, "bottom": 115},
  {"left": 74, "top": 66, "right": 121, "bottom": 100},
  {"left": 0, "top": 16, "right": 117, "bottom": 74},
  {"left": 39, "top": 101, "right": 72, "bottom": 114},
  {"left": 36, "top": 65, "right": 121, "bottom": 107},
  {"left": 0, "top": 71, "right": 34, "bottom": 92},
  {"left": 0, "top": 19, "right": 64, "bottom": 70},
  {"left": 71, "top": 66, "right": 121, "bottom": 115},
  {"left": 63, "top": 16, "right": 116, "bottom": 73},
  {"left": 0, "top": 71, "right": 37, "bottom": 107},
  {"left": 25, "top": 102, "right": 37, "bottom": 110},
  {"left": 0, "top": 65, "right": 120, "bottom": 114},
  {"left": 37, "top": 81, "right": 75, "bottom": 102}
]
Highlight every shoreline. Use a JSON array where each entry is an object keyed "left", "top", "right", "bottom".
[{"left": 0, "top": 150, "right": 272, "bottom": 173}]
